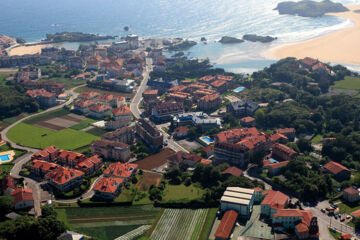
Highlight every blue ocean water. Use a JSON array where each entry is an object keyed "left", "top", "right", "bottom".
[{"left": 1, "top": 0, "right": 359, "bottom": 72}]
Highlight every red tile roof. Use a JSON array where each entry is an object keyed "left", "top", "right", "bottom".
[
  {"left": 46, "top": 167, "right": 84, "bottom": 185},
  {"left": 33, "top": 145, "right": 58, "bottom": 159},
  {"left": 11, "top": 188, "right": 33, "bottom": 205},
  {"left": 112, "top": 105, "right": 132, "bottom": 116},
  {"left": 201, "top": 159, "right": 212, "bottom": 165},
  {"left": 216, "top": 75, "right": 233, "bottom": 81},
  {"left": 195, "top": 89, "right": 216, "bottom": 96},
  {"left": 167, "top": 151, "right": 205, "bottom": 164},
  {"left": 2, "top": 176, "right": 17, "bottom": 190},
  {"left": 253, "top": 187, "right": 263, "bottom": 192},
  {"left": 169, "top": 92, "right": 190, "bottom": 99},
  {"left": 214, "top": 210, "right": 238, "bottom": 239},
  {"left": 94, "top": 177, "right": 123, "bottom": 194},
  {"left": 199, "top": 75, "right": 215, "bottom": 83},
  {"left": 261, "top": 190, "right": 289, "bottom": 210},
  {"left": 211, "top": 80, "right": 226, "bottom": 88},
  {"left": 199, "top": 93, "right": 220, "bottom": 102},
  {"left": 324, "top": 161, "right": 350, "bottom": 175},
  {"left": 74, "top": 99, "right": 96, "bottom": 108},
  {"left": 97, "top": 94, "right": 115, "bottom": 102},
  {"left": 301, "top": 57, "right": 318, "bottom": 67},
  {"left": 340, "top": 233, "right": 352, "bottom": 240},
  {"left": 272, "top": 143, "right": 297, "bottom": 157},
  {"left": 58, "top": 150, "right": 85, "bottom": 162},
  {"left": 263, "top": 160, "right": 290, "bottom": 170},
  {"left": 26, "top": 88, "right": 55, "bottom": 98},
  {"left": 168, "top": 85, "right": 187, "bottom": 93},
  {"left": 344, "top": 187, "right": 359, "bottom": 195},
  {"left": 202, "top": 146, "right": 214, "bottom": 153},
  {"left": 174, "top": 126, "right": 189, "bottom": 135},
  {"left": 275, "top": 128, "right": 296, "bottom": 135},
  {"left": 189, "top": 83, "right": 208, "bottom": 89},
  {"left": 79, "top": 91, "right": 100, "bottom": 99},
  {"left": 76, "top": 155, "right": 102, "bottom": 171},
  {"left": 270, "top": 133, "right": 288, "bottom": 142},
  {"left": 143, "top": 89, "right": 158, "bottom": 95},
  {"left": 352, "top": 210, "right": 360, "bottom": 218},
  {"left": 89, "top": 103, "right": 112, "bottom": 113},
  {"left": 103, "top": 162, "right": 138, "bottom": 178},
  {"left": 32, "top": 160, "right": 59, "bottom": 172},
  {"left": 222, "top": 166, "right": 243, "bottom": 177},
  {"left": 240, "top": 117, "right": 255, "bottom": 123}
]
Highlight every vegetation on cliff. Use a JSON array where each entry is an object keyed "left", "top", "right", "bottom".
[{"left": 44, "top": 32, "right": 115, "bottom": 43}]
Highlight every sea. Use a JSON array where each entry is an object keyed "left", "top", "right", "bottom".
[{"left": 1, "top": 0, "right": 360, "bottom": 73}]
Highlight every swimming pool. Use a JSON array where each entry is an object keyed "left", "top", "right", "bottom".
[
  {"left": 0, "top": 154, "right": 10, "bottom": 162},
  {"left": 200, "top": 136, "right": 214, "bottom": 145},
  {"left": 233, "top": 86, "right": 245, "bottom": 93},
  {"left": 268, "top": 158, "right": 279, "bottom": 164}
]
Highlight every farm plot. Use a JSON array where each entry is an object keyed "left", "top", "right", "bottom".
[
  {"left": 136, "top": 172, "right": 162, "bottom": 191},
  {"left": 135, "top": 148, "right": 175, "bottom": 170},
  {"left": 33, "top": 114, "right": 86, "bottom": 131},
  {"left": 150, "top": 208, "right": 208, "bottom": 240}
]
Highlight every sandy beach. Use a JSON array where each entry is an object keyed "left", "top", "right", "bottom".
[
  {"left": 268, "top": 5, "right": 360, "bottom": 66},
  {"left": 7, "top": 44, "right": 50, "bottom": 56}
]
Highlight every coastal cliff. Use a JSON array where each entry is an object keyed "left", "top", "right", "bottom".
[{"left": 275, "top": 0, "right": 349, "bottom": 17}]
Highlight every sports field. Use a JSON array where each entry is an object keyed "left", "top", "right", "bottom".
[
  {"left": 333, "top": 76, "right": 360, "bottom": 90},
  {"left": 150, "top": 208, "right": 208, "bottom": 240},
  {"left": 7, "top": 122, "right": 99, "bottom": 150},
  {"left": 56, "top": 205, "right": 160, "bottom": 240}
]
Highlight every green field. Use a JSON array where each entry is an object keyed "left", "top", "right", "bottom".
[
  {"left": 333, "top": 76, "right": 360, "bottom": 90},
  {"left": 55, "top": 205, "right": 160, "bottom": 240},
  {"left": 85, "top": 127, "right": 109, "bottom": 137},
  {"left": 70, "top": 119, "right": 96, "bottom": 130},
  {"left": 162, "top": 184, "right": 205, "bottom": 201},
  {"left": 311, "top": 134, "right": 323, "bottom": 143},
  {"left": 198, "top": 208, "right": 218, "bottom": 240},
  {"left": 338, "top": 200, "right": 360, "bottom": 215},
  {"left": 7, "top": 123, "right": 99, "bottom": 150}
]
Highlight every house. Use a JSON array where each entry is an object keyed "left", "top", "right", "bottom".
[
  {"left": 91, "top": 140, "right": 130, "bottom": 162},
  {"left": 66, "top": 56, "right": 85, "bottom": 69},
  {"left": 186, "top": 83, "right": 209, "bottom": 93},
  {"left": 32, "top": 145, "right": 58, "bottom": 161},
  {"left": 323, "top": 161, "right": 351, "bottom": 181},
  {"left": 202, "top": 146, "right": 214, "bottom": 158},
  {"left": 211, "top": 80, "right": 228, "bottom": 93},
  {"left": 166, "top": 92, "right": 192, "bottom": 105},
  {"left": 167, "top": 151, "right": 206, "bottom": 169},
  {"left": 112, "top": 105, "right": 133, "bottom": 122},
  {"left": 58, "top": 230, "right": 85, "bottom": 240},
  {"left": 152, "top": 101, "right": 184, "bottom": 122},
  {"left": 11, "top": 188, "right": 34, "bottom": 210},
  {"left": 26, "top": 89, "right": 56, "bottom": 108},
  {"left": 194, "top": 89, "right": 217, "bottom": 100},
  {"left": 78, "top": 91, "right": 100, "bottom": 100},
  {"left": 135, "top": 118, "right": 163, "bottom": 149},
  {"left": 198, "top": 75, "right": 216, "bottom": 84},
  {"left": 1, "top": 176, "right": 17, "bottom": 195},
  {"left": 343, "top": 187, "right": 360, "bottom": 203},
  {"left": 73, "top": 99, "right": 96, "bottom": 114},
  {"left": 86, "top": 56, "right": 100, "bottom": 71},
  {"left": 75, "top": 155, "right": 103, "bottom": 175},
  {"left": 220, "top": 187, "right": 255, "bottom": 217},
  {"left": 172, "top": 112, "right": 221, "bottom": 129},
  {"left": 240, "top": 117, "right": 256, "bottom": 127},
  {"left": 93, "top": 177, "right": 124, "bottom": 200},
  {"left": 96, "top": 94, "right": 119, "bottom": 107},
  {"left": 173, "top": 126, "right": 189, "bottom": 139},
  {"left": 142, "top": 89, "right": 158, "bottom": 101},
  {"left": 17, "top": 66, "right": 41, "bottom": 83},
  {"left": 147, "top": 77, "right": 179, "bottom": 95},
  {"left": 46, "top": 166, "right": 84, "bottom": 192},
  {"left": 271, "top": 143, "right": 297, "bottom": 161},
  {"left": 105, "top": 120, "right": 131, "bottom": 130},
  {"left": 57, "top": 150, "right": 86, "bottom": 167},
  {"left": 221, "top": 166, "right": 243, "bottom": 177},
  {"left": 260, "top": 190, "right": 289, "bottom": 217},
  {"left": 168, "top": 85, "right": 187, "bottom": 93},
  {"left": 102, "top": 126, "right": 135, "bottom": 144},
  {"left": 227, "top": 100, "right": 259, "bottom": 118},
  {"left": 263, "top": 160, "right": 290, "bottom": 176},
  {"left": 214, "top": 210, "right": 238, "bottom": 240},
  {"left": 103, "top": 162, "right": 138, "bottom": 180},
  {"left": 88, "top": 103, "right": 112, "bottom": 119},
  {"left": 30, "top": 160, "right": 59, "bottom": 177},
  {"left": 197, "top": 94, "right": 222, "bottom": 112},
  {"left": 275, "top": 128, "right": 296, "bottom": 141},
  {"left": 216, "top": 75, "right": 234, "bottom": 83}
]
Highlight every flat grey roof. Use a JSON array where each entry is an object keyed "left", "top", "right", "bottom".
[
  {"left": 226, "top": 187, "right": 254, "bottom": 195},
  {"left": 223, "top": 191, "right": 253, "bottom": 200}
]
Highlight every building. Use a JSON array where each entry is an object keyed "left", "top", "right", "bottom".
[
  {"left": 57, "top": 150, "right": 86, "bottom": 167},
  {"left": 343, "top": 187, "right": 360, "bottom": 203},
  {"left": 197, "top": 94, "right": 222, "bottom": 112},
  {"left": 103, "top": 162, "right": 138, "bottom": 180},
  {"left": 112, "top": 105, "right": 133, "bottom": 122},
  {"left": 142, "top": 89, "right": 158, "bottom": 101},
  {"left": 173, "top": 126, "right": 189, "bottom": 139},
  {"left": 11, "top": 188, "right": 34, "bottom": 210},
  {"left": 227, "top": 100, "right": 259, "bottom": 118},
  {"left": 26, "top": 88, "right": 56, "bottom": 108},
  {"left": 135, "top": 118, "right": 163, "bottom": 149},
  {"left": 221, "top": 166, "right": 243, "bottom": 177},
  {"left": 88, "top": 103, "right": 112, "bottom": 119},
  {"left": 172, "top": 112, "right": 221, "bottom": 129},
  {"left": 198, "top": 75, "right": 216, "bottom": 84},
  {"left": 167, "top": 151, "right": 206, "bottom": 169},
  {"left": 93, "top": 177, "right": 124, "bottom": 200},
  {"left": 125, "top": 34, "right": 139, "bottom": 49},
  {"left": 240, "top": 117, "right": 256, "bottom": 127},
  {"left": 271, "top": 143, "right": 297, "bottom": 161},
  {"left": 147, "top": 77, "right": 179, "bottom": 95},
  {"left": 58, "top": 230, "right": 85, "bottom": 240},
  {"left": 102, "top": 126, "right": 135, "bottom": 144},
  {"left": 201, "top": 146, "right": 214, "bottom": 158},
  {"left": 46, "top": 166, "right": 84, "bottom": 192},
  {"left": 260, "top": 190, "right": 289, "bottom": 217},
  {"left": 32, "top": 145, "right": 58, "bottom": 161},
  {"left": 263, "top": 160, "right": 290, "bottom": 176},
  {"left": 152, "top": 101, "right": 184, "bottom": 122},
  {"left": 194, "top": 89, "right": 217, "bottom": 99},
  {"left": 275, "top": 128, "right": 296, "bottom": 141},
  {"left": 96, "top": 94, "right": 119, "bottom": 107},
  {"left": 75, "top": 155, "right": 103, "bottom": 175},
  {"left": 66, "top": 56, "right": 85, "bottom": 69},
  {"left": 73, "top": 99, "right": 96, "bottom": 114},
  {"left": 214, "top": 210, "right": 238, "bottom": 240},
  {"left": 210, "top": 80, "right": 228, "bottom": 93},
  {"left": 323, "top": 161, "right": 351, "bottom": 181},
  {"left": 91, "top": 140, "right": 130, "bottom": 162},
  {"left": 105, "top": 119, "right": 131, "bottom": 130},
  {"left": 79, "top": 91, "right": 100, "bottom": 100},
  {"left": 17, "top": 66, "right": 41, "bottom": 83},
  {"left": 220, "top": 187, "right": 255, "bottom": 218},
  {"left": 30, "top": 160, "right": 59, "bottom": 177},
  {"left": 168, "top": 85, "right": 188, "bottom": 93},
  {"left": 1, "top": 176, "right": 17, "bottom": 195}
]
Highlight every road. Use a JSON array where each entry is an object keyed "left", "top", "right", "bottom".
[
  {"left": 3, "top": 84, "right": 84, "bottom": 216},
  {"left": 129, "top": 58, "right": 188, "bottom": 153}
]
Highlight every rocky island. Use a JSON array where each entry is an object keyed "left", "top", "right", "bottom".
[
  {"left": 275, "top": 0, "right": 349, "bottom": 17},
  {"left": 167, "top": 40, "right": 197, "bottom": 51},
  {"left": 43, "top": 32, "right": 116, "bottom": 43},
  {"left": 243, "top": 34, "right": 277, "bottom": 43},
  {"left": 219, "top": 36, "right": 244, "bottom": 44}
]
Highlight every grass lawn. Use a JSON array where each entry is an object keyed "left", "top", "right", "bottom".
[
  {"left": 162, "top": 183, "right": 205, "bottom": 201},
  {"left": 333, "top": 76, "right": 360, "bottom": 90},
  {"left": 311, "top": 134, "right": 323, "bottom": 143},
  {"left": 70, "top": 119, "right": 97, "bottom": 130},
  {"left": 338, "top": 200, "right": 360, "bottom": 215},
  {"left": 24, "top": 108, "right": 70, "bottom": 124},
  {"left": 7, "top": 123, "right": 99, "bottom": 150},
  {"left": 0, "top": 143, "right": 26, "bottom": 159},
  {"left": 85, "top": 127, "right": 109, "bottom": 137},
  {"left": 328, "top": 227, "right": 341, "bottom": 239},
  {"left": 198, "top": 208, "right": 218, "bottom": 240}
]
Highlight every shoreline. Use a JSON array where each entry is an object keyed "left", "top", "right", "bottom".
[{"left": 266, "top": 4, "right": 360, "bottom": 66}]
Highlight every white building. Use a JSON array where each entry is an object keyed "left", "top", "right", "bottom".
[{"left": 220, "top": 187, "right": 255, "bottom": 218}]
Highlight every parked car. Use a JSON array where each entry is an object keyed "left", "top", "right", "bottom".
[
  {"left": 346, "top": 215, "right": 351, "bottom": 219},
  {"left": 321, "top": 209, "right": 326, "bottom": 213},
  {"left": 341, "top": 218, "right": 345, "bottom": 222}
]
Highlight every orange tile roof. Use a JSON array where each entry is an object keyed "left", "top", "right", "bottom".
[
  {"left": 344, "top": 187, "right": 359, "bottom": 195},
  {"left": 324, "top": 161, "right": 350, "bottom": 175},
  {"left": 143, "top": 89, "right": 158, "bottom": 95},
  {"left": 74, "top": 99, "right": 96, "bottom": 108},
  {"left": 216, "top": 75, "right": 233, "bottom": 81},
  {"left": 79, "top": 91, "right": 100, "bottom": 99},
  {"left": 76, "top": 155, "right": 102, "bottom": 170},
  {"left": 270, "top": 133, "right": 288, "bottom": 142},
  {"left": 199, "top": 93, "right": 220, "bottom": 102},
  {"left": 168, "top": 85, "right": 187, "bottom": 93},
  {"left": 214, "top": 210, "right": 238, "bottom": 239},
  {"left": 58, "top": 150, "right": 85, "bottom": 162},
  {"left": 352, "top": 210, "right": 360, "bottom": 218},
  {"left": 94, "top": 177, "right": 123, "bottom": 194},
  {"left": 261, "top": 190, "right": 289, "bottom": 210},
  {"left": 275, "top": 128, "right": 296, "bottom": 135},
  {"left": 340, "top": 233, "right": 352, "bottom": 240},
  {"left": 11, "top": 188, "right": 33, "bottom": 205},
  {"left": 32, "top": 160, "right": 59, "bottom": 172},
  {"left": 112, "top": 105, "right": 132, "bottom": 116},
  {"left": 240, "top": 117, "right": 255, "bottom": 123},
  {"left": 199, "top": 75, "right": 215, "bottom": 82},
  {"left": 194, "top": 89, "right": 216, "bottom": 96},
  {"left": 89, "top": 103, "right": 112, "bottom": 112},
  {"left": 33, "top": 145, "right": 58, "bottom": 159},
  {"left": 253, "top": 187, "right": 263, "bottom": 192},
  {"left": 169, "top": 92, "right": 190, "bottom": 99},
  {"left": 189, "top": 83, "right": 208, "bottom": 89},
  {"left": 272, "top": 143, "right": 297, "bottom": 156},
  {"left": 201, "top": 159, "right": 212, "bottom": 165},
  {"left": 46, "top": 167, "right": 84, "bottom": 185},
  {"left": 103, "top": 162, "right": 138, "bottom": 178},
  {"left": 26, "top": 88, "right": 55, "bottom": 98},
  {"left": 222, "top": 166, "right": 243, "bottom": 177},
  {"left": 264, "top": 160, "right": 290, "bottom": 170},
  {"left": 97, "top": 94, "right": 115, "bottom": 102},
  {"left": 211, "top": 80, "right": 226, "bottom": 88}
]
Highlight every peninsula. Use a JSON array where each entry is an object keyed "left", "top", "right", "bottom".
[
  {"left": 275, "top": 0, "right": 349, "bottom": 17},
  {"left": 43, "top": 32, "right": 115, "bottom": 43}
]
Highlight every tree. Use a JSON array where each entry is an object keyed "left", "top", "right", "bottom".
[
  {"left": 0, "top": 196, "right": 13, "bottom": 217},
  {"left": 355, "top": 218, "right": 360, "bottom": 231},
  {"left": 297, "top": 138, "right": 313, "bottom": 153},
  {"left": 149, "top": 187, "right": 162, "bottom": 201}
]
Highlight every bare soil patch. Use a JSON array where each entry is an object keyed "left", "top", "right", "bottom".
[
  {"left": 135, "top": 148, "right": 175, "bottom": 171},
  {"left": 136, "top": 172, "right": 162, "bottom": 191},
  {"left": 34, "top": 121, "right": 64, "bottom": 131}
]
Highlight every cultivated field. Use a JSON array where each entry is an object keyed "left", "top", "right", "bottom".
[
  {"left": 150, "top": 208, "right": 208, "bottom": 240},
  {"left": 56, "top": 205, "right": 160, "bottom": 240},
  {"left": 136, "top": 172, "right": 162, "bottom": 191},
  {"left": 7, "top": 123, "right": 99, "bottom": 150},
  {"left": 135, "top": 148, "right": 175, "bottom": 170}
]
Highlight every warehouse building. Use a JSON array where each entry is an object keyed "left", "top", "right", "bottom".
[{"left": 220, "top": 187, "right": 255, "bottom": 218}]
